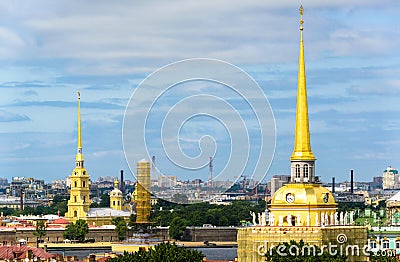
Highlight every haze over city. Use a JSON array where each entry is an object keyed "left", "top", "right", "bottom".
[{"left": 1, "top": 0, "right": 399, "bottom": 183}]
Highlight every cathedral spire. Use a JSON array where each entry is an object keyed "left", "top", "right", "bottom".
[
  {"left": 290, "top": 5, "right": 316, "bottom": 161},
  {"left": 77, "top": 91, "right": 82, "bottom": 150},
  {"left": 76, "top": 91, "right": 84, "bottom": 163}
]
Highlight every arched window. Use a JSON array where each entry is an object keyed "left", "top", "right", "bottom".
[
  {"left": 382, "top": 240, "right": 390, "bottom": 249},
  {"left": 74, "top": 196, "right": 77, "bottom": 202},
  {"left": 83, "top": 181, "right": 86, "bottom": 187},
  {"left": 295, "top": 164, "right": 300, "bottom": 178},
  {"left": 396, "top": 240, "right": 400, "bottom": 249},
  {"left": 74, "top": 181, "right": 77, "bottom": 187},
  {"left": 304, "top": 164, "right": 309, "bottom": 178},
  {"left": 83, "top": 196, "right": 86, "bottom": 203},
  {"left": 118, "top": 201, "right": 120, "bottom": 206},
  {"left": 74, "top": 210, "right": 77, "bottom": 217},
  {"left": 113, "top": 201, "right": 115, "bottom": 206}
]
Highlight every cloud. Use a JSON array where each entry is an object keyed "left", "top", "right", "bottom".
[
  {"left": 7, "top": 100, "right": 125, "bottom": 110},
  {"left": 0, "top": 81, "right": 49, "bottom": 89},
  {"left": 22, "top": 90, "right": 39, "bottom": 96},
  {"left": 0, "top": 110, "right": 30, "bottom": 122}
]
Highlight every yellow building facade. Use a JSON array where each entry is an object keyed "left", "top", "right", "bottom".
[
  {"left": 110, "top": 180, "right": 123, "bottom": 211},
  {"left": 65, "top": 92, "right": 91, "bottom": 220},
  {"left": 65, "top": 92, "right": 131, "bottom": 226},
  {"left": 237, "top": 6, "right": 367, "bottom": 262}
]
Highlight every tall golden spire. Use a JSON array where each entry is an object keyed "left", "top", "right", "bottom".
[
  {"left": 290, "top": 5, "right": 316, "bottom": 161},
  {"left": 76, "top": 91, "right": 84, "bottom": 162},
  {"left": 77, "top": 91, "right": 82, "bottom": 150}
]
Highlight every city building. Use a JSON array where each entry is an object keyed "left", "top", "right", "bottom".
[
  {"left": 64, "top": 92, "right": 131, "bottom": 226},
  {"left": 386, "top": 191, "right": 400, "bottom": 225},
  {"left": 237, "top": 6, "right": 367, "bottom": 262},
  {"left": 383, "top": 166, "right": 399, "bottom": 190},
  {"left": 157, "top": 175, "right": 177, "bottom": 188},
  {"left": 267, "top": 175, "right": 290, "bottom": 196}
]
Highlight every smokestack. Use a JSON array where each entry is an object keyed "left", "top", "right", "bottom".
[
  {"left": 350, "top": 169, "right": 354, "bottom": 194},
  {"left": 20, "top": 188, "right": 23, "bottom": 211},
  {"left": 332, "top": 177, "right": 335, "bottom": 193},
  {"left": 151, "top": 155, "right": 156, "bottom": 172},
  {"left": 120, "top": 170, "right": 124, "bottom": 193}
]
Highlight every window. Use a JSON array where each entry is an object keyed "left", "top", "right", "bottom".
[
  {"left": 295, "top": 164, "right": 300, "bottom": 178},
  {"left": 83, "top": 196, "right": 86, "bottom": 203},
  {"left": 83, "top": 181, "right": 86, "bottom": 187},
  {"left": 74, "top": 210, "right": 77, "bottom": 217},
  {"left": 74, "top": 181, "right": 77, "bottom": 187},
  {"left": 304, "top": 164, "right": 309, "bottom": 178},
  {"left": 74, "top": 196, "right": 77, "bottom": 202},
  {"left": 118, "top": 201, "right": 120, "bottom": 206},
  {"left": 370, "top": 241, "right": 377, "bottom": 249},
  {"left": 113, "top": 201, "right": 115, "bottom": 206},
  {"left": 382, "top": 240, "right": 390, "bottom": 249},
  {"left": 395, "top": 241, "right": 400, "bottom": 249}
]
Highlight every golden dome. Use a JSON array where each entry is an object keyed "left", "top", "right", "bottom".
[
  {"left": 110, "top": 188, "right": 123, "bottom": 197},
  {"left": 271, "top": 183, "right": 337, "bottom": 207}
]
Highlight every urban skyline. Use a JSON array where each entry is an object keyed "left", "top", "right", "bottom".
[{"left": 1, "top": 1, "right": 400, "bottom": 183}]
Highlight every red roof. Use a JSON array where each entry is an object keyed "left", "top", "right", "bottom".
[
  {"left": 0, "top": 245, "right": 56, "bottom": 260},
  {"left": 51, "top": 218, "right": 70, "bottom": 224},
  {"left": 97, "top": 256, "right": 111, "bottom": 262}
]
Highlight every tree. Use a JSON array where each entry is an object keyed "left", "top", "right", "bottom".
[
  {"left": 100, "top": 193, "right": 110, "bottom": 207},
  {"left": 106, "top": 242, "right": 204, "bottom": 262},
  {"left": 265, "top": 240, "right": 347, "bottom": 262},
  {"left": 33, "top": 221, "right": 47, "bottom": 247},
  {"left": 169, "top": 217, "right": 186, "bottom": 240},
  {"left": 63, "top": 219, "right": 89, "bottom": 242},
  {"left": 112, "top": 217, "right": 128, "bottom": 241}
]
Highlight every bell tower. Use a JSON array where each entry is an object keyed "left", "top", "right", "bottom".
[
  {"left": 290, "top": 5, "right": 316, "bottom": 183},
  {"left": 66, "top": 92, "right": 90, "bottom": 220}
]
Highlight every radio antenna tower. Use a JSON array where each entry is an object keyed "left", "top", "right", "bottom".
[{"left": 208, "top": 157, "right": 213, "bottom": 188}]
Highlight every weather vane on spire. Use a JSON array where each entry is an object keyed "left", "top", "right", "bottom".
[
  {"left": 299, "top": 5, "right": 304, "bottom": 31},
  {"left": 78, "top": 91, "right": 81, "bottom": 99}
]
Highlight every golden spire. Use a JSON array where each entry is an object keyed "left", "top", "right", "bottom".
[
  {"left": 290, "top": 5, "right": 316, "bottom": 161},
  {"left": 76, "top": 91, "right": 84, "bottom": 162},
  {"left": 77, "top": 91, "right": 82, "bottom": 149}
]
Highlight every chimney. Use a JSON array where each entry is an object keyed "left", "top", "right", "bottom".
[
  {"left": 120, "top": 170, "right": 124, "bottom": 193},
  {"left": 89, "top": 254, "right": 96, "bottom": 262},
  {"left": 332, "top": 177, "right": 335, "bottom": 194},
  {"left": 20, "top": 188, "right": 23, "bottom": 211},
  {"left": 350, "top": 169, "right": 354, "bottom": 194}
]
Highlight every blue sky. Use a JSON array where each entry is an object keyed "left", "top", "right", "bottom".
[{"left": 0, "top": 0, "right": 399, "bottom": 184}]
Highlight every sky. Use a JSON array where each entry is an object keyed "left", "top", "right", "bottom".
[{"left": 0, "top": 0, "right": 400, "bottom": 184}]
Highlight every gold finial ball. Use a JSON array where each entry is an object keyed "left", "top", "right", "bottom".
[{"left": 299, "top": 5, "right": 304, "bottom": 30}]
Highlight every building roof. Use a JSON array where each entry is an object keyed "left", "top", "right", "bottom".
[
  {"left": 0, "top": 245, "right": 56, "bottom": 260},
  {"left": 387, "top": 191, "right": 400, "bottom": 202},
  {"left": 384, "top": 166, "right": 398, "bottom": 174},
  {"left": 87, "top": 208, "right": 131, "bottom": 217},
  {"left": 271, "top": 183, "right": 337, "bottom": 206},
  {"left": 51, "top": 217, "right": 70, "bottom": 224}
]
